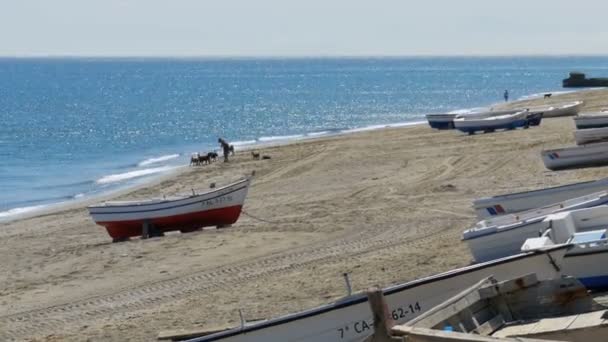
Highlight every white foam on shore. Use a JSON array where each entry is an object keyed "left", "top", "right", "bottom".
[
  {"left": 231, "top": 140, "right": 258, "bottom": 147},
  {"left": 448, "top": 107, "right": 488, "bottom": 115},
  {"left": 258, "top": 134, "right": 305, "bottom": 142},
  {"left": 97, "top": 166, "right": 176, "bottom": 185},
  {"left": 306, "top": 131, "right": 330, "bottom": 137},
  {"left": 137, "top": 154, "right": 180, "bottom": 167},
  {"left": 0, "top": 204, "right": 51, "bottom": 220}
]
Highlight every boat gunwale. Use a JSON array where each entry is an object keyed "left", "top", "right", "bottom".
[
  {"left": 472, "top": 179, "right": 603, "bottom": 205},
  {"left": 87, "top": 178, "right": 249, "bottom": 210},
  {"left": 187, "top": 244, "right": 570, "bottom": 342}
]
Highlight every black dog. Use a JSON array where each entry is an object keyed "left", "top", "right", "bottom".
[
  {"left": 229, "top": 145, "right": 235, "bottom": 156},
  {"left": 251, "top": 151, "right": 260, "bottom": 160},
  {"left": 544, "top": 93, "right": 552, "bottom": 99},
  {"left": 207, "top": 152, "right": 218, "bottom": 162}
]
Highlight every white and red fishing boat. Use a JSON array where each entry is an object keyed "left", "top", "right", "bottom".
[{"left": 88, "top": 177, "right": 251, "bottom": 240}]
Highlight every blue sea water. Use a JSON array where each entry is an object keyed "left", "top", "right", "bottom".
[{"left": 1, "top": 56, "right": 607, "bottom": 218}]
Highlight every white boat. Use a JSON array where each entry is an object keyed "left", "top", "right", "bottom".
[
  {"left": 462, "top": 191, "right": 608, "bottom": 263},
  {"left": 88, "top": 177, "right": 251, "bottom": 241},
  {"left": 540, "top": 100, "right": 583, "bottom": 117},
  {"left": 453, "top": 110, "right": 529, "bottom": 134},
  {"left": 574, "top": 112, "right": 608, "bottom": 129},
  {"left": 472, "top": 177, "right": 608, "bottom": 219},
  {"left": 542, "top": 141, "right": 608, "bottom": 170},
  {"left": 188, "top": 245, "right": 569, "bottom": 342},
  {"left": 519, "top": 205, "right": 608, "bottom": 290},
  {"left": 574, "top": 126, "right": 608, "bottom": 145}
]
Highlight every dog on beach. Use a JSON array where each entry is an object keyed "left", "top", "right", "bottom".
[
  {"left": 207, "top": 151, "right": 218, "bottom": 162},
  {"left": 251, "top": 151, "right": 260, "bottom": 160},
  {"left": 544, "top": 93, "right": 552, "bottom": 99},
  {"left": 229, "top": 145, "right": 235, "bottom": 156},
  {"left": 190, "top": 153, "right": 200, "bottom": 166}
]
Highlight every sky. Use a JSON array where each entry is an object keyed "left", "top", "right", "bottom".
[{"left": 1, "top": 0, "right": 608, "bottom": 57}]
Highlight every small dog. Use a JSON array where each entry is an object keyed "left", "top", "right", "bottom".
[
  {"left": 229, "top": 145, "right": 235, "bottom": 155},
  {"left": 190, "top": 153, "right": 200, "bottom": 166},
  {"left": 544, "top": 93, "right": 552, "bottom": 99},
  {"left": 199, "top": 154, "right": 210, "bottom": 165},
  {"left": 262, "top": 155, "right": 271, "bottom": 160},
  {"left": 207, "top": 151, "right": 218, "bottom": 162},
  {"left": 251, "top": 151, "right": 260, "bottom": 160}
]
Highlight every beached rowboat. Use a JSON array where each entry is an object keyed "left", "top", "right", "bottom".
[
  {"left": 574, "top": 112, "right": 608, "bottom": 129},
  {"left": 472, "top": 177, "right": 608, "bottom": 219},
  {"left": 542, "top": 141, "right": 608, "bottom": 170},
  {"left": 463, "top": 191, "right": 608, "bottom": 263},
  {"left": 188, "top": 245, "right": 569, "bottom": 342},
  {"left": 540, "top": 100, "right": 583, "bottom": 117},
  {"left": 574, "top": 126, "right": 608, "bottom": 145},
  {"left": 453, "top": 110, "right": 529, "bottom": 134},
  {"left": 425, "top": 113, "right": 459, "bottom": 130},
  {"left": 88, "top": 177, "right": 251, "bottom": 240}
]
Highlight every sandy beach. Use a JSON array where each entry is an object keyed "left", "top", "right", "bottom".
[{"left": 2, "top": 88, "right": 608, "bottom": 341}]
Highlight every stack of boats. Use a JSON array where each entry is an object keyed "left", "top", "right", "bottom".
[
  {"left": 542, "top": 109, "right": 608, "bottom": 170},
  {"left": 426, "top": 101, "right": 582, "bottom": 135},
  {"left": 464, "top": 177, "right": 608, "bottom": 291}
]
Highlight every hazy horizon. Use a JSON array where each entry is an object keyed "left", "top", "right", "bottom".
[{"left": 2, "top": 0, "right": 608, "bottom": 57}]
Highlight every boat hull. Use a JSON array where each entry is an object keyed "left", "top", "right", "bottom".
[
  {"left": 542, "top": 142, "right": 608, "bottom": 170},
  {"left": 473, "top": 178, "right": 608, "bottom": 219},
  {"left": 100, "top": 205, "right": 243, "bottom": 238},
  {"left": 564, "top": 246, "right": 608, "bottom": 290},
  {"left": 88, "top": 178, "right": 250, "bottom": 239},
  {"left": 575, "top": 126, "right": 608, "bottom": 145},
  {"left": 464, "top": 192, "right": 608, "bottom": 262},
  {"left": 425, "top": 114, "right": 457, "bottom": 130},
  {"left": 542, "top": 101, "right": 583, "bottom": 117},
  {"left": 574, "top": 114, "right": 608, "bottom": 129},
  {"left": 189, "top": 246, "right": 568, "bottom": 342},
  {"left": 454, "top": 112, "right": 529, "bottom": 134}
]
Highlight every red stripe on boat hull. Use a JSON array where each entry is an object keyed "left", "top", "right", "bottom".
[{"left": 95, "top": 205, "right": 243, "bottom": 239}]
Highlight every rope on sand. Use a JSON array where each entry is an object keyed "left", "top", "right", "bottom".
[{"left": 241, "top": 209, "right": 287, "bottom": 224}]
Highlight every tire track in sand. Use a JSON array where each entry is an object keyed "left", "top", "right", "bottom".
[{"left": 0, "top": 224, "right": 455, "bottom": 340}]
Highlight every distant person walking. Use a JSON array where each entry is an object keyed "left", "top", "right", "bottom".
[
  {"left": 504, "top": 90, "right": 509, "bottom": 102},
  {"left": 218, "top": 138, "right": 231, "bottom": 162}
]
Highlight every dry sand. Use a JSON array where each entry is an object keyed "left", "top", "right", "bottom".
[{"left": 2, "top": 89, "right": 608, "bottom": 341}]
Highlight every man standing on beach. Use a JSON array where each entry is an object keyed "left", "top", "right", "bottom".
[
  {"left": 504, "top": 90, "right": 509, "bottom": 102},
  {"left": 218, "top": 138, "right": 230, "bottom": 162}
]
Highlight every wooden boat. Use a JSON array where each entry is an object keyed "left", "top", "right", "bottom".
[
  {"left": 425, "top": 113, "right": 459, "bottom": 130},
  {"left": 188, "top": 245, "right": 569, "bottom": 342},
  {"left": 472, "top": 178, "right": 608, "bottom": 219},
  {"left": 520, "top": 205, "right": 608, "bottom": 290},
  {"left": 390, "top": 274, "right": 606, "bottom": 342},
  {"left": 575, "top": 126, "right": 608, "bottom": 145},
  {"left": 88, "top": 177, "right": 251, "bottom": 240},
  {"left": 542, "top": 141, "right": 608, "bottom": 170},
  {"left": 453, "top": 111, "right": 529, "bottom": 134},
  {"left": 541, "top": 101, "right": 583, "bottom": 117},
  {"left": 463, "top": 191, "right": 608, "bottom": 263},
  {"left": 574, "top": 112, "right": 608, "bottom": 129}
]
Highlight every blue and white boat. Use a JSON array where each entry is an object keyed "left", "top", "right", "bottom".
[
  {"left": 521, "top": 205, "right": 608, "bottom": 290},
  {"left": 472, "top": 177, "right": 608, "bottom": 219},
  {"left": 463, "top": 191, "right": 608, "bottom": 263},
  {"left": 453, "top": 110, "right": 529, "bottom": 134}
]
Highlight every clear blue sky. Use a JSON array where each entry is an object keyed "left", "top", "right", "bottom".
[{"left": 1, "top": 0, "right": 607, "bottom": 57}]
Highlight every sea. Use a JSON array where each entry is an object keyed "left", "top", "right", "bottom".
[{"left": 1, "top": 56, "right": 607, "bottom": 220}]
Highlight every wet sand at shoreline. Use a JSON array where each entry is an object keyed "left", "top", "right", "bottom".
[{"left": 2, "top": 88, "right": 608, "bottom": 341}]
